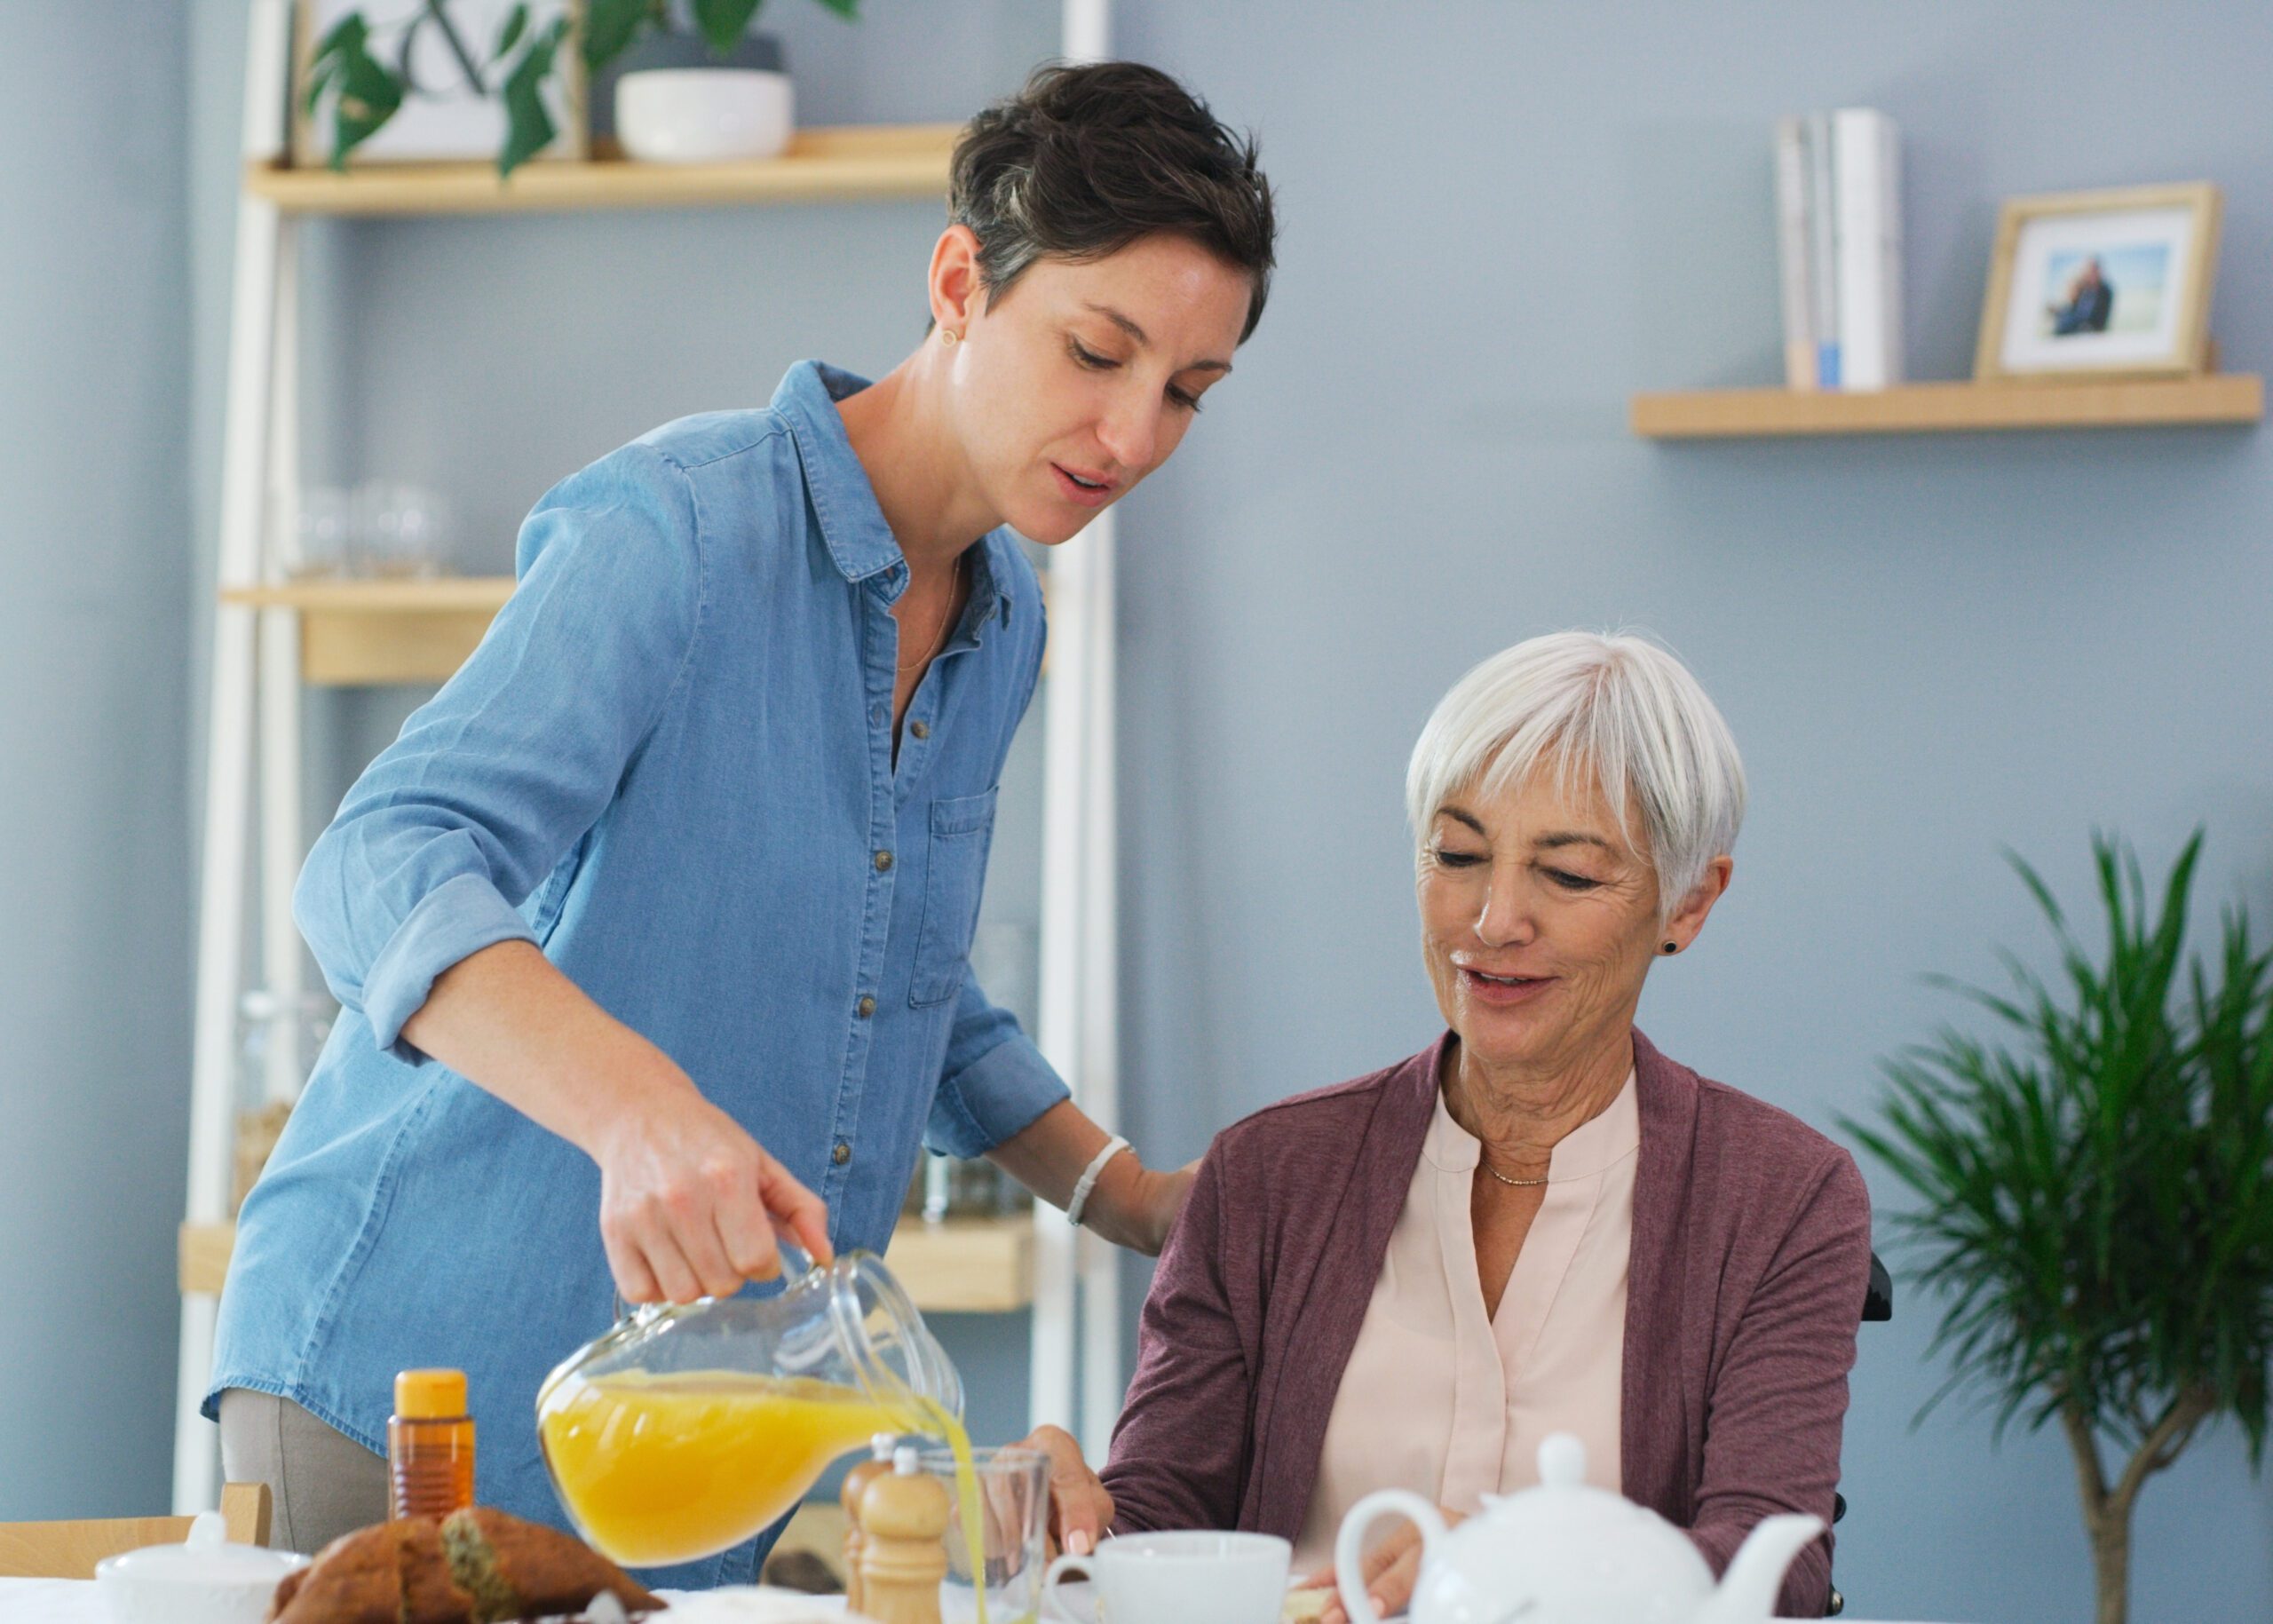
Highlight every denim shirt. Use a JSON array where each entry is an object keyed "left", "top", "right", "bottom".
[{"left": 209, "top": 361, "right": 1068, "bottom": 1586}]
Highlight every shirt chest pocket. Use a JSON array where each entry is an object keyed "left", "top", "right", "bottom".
[{"left": 909, "top": 788, "right": 999, "bottom": 1008}]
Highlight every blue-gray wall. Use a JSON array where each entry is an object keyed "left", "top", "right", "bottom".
[
  {"left": 0, "top": 2, "right": 193, "bottom": 1517},
  {"left": 1109, "top": 6, "right": 2273, "bottom": 1622},
  {"left": 17, "top": 3, "right": 2272, "bottom": 1617}
]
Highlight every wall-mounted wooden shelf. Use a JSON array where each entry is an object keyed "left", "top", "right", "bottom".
[
  {"left": 1630, "top": 374, "right": 2264, "bottom": 439},
  {"left": 245, "top": 123, "right": 960, "bottom": 217},
  {"left": 221, "top": 576, "right": 514, "bottom": 685},
  {"left": 182, "top": 1212, "right": 1034, "bottom": 1314}
]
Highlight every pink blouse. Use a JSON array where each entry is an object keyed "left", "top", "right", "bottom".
[{"left": 1292, "top": 1073, "right": 1640, "bottom": 1574}]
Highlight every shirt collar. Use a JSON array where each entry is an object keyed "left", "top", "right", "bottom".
[
  {"left": 773, "top": 360, "right": 1016, "bottom": 636},
  {"left": 774, "top": 360, "right": 907, "bottom": 586}
]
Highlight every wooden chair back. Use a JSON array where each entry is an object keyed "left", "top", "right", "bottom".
[{"left": 0, "top": 1481, "right": 273, "bottom": 1580}]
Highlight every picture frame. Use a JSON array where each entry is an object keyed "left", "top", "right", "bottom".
[
  {"left": 1974, "top": 182, "right": 2222, "bottom": 382},
  {"left": 291, "top": 0, "right": 586, "bottom": 169}
]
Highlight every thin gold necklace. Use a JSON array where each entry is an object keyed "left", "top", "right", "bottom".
[
  {"left": 1481, "top": 1162, "right": 1549, "bottom": 1189},
  {"left": 895, "top": 555, "right": 964, "bottom": 673}
]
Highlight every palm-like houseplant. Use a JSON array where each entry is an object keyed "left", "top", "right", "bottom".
[
  {"left": 1843, "top": 832, "right": 2273, "bottom": 1624},
  {"left": 306, "top": 0, "right": 858, "bottom": 175}
]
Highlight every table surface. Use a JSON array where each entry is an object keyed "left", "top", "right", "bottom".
[{"left": 0, "top": 1579, "right": 856, "bottom": 1623}]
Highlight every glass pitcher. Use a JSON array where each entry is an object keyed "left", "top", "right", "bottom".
[{"left": 535, "top": 1244, "right": 963, "bottom": 1568}]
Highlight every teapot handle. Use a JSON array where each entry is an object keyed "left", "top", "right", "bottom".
[{"left": 1336, "top": 1490, "right": 1446, "bottom": 1624}]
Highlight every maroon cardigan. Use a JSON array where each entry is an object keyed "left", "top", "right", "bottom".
[{"left": 1101, "top": 1031, "right": 1873, "bottom": 1619}]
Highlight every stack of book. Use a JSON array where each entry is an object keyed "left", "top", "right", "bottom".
[{"left": 1775, "top": 109, "right": 1903, "bottom": 392}]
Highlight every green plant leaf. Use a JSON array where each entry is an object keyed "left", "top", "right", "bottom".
[
  {"left": 497, "top": 14, "right": 567, "bottom": 177},
  {"left": 581, "top": 0, "right": 653, "bottom": 74},
  {"left": 808, "top": 0, "right": 860, "bottom": 17},
  {"left": 1846, "top": 828, "right": 2273, "bottom": 1478},
  {"left": 494, "top": 3, "right": 529, "bottom": 59},
  {"left": 693, "top": 0, "right": 765, "bottom": 58},
  {"left": 304, "top": 12, "right": 407, "bottom": 170}
]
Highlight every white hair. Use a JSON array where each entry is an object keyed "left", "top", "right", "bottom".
[{"left": 1405, "top": 630, "right": 1747, "bottom": 920}]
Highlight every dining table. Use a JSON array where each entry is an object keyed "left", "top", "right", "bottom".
[{"left": 0, "top": 1578, "right": 855, "bottom": 1623}]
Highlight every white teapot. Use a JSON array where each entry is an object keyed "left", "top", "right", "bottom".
[{"left": 1334, "top": 1434, "right": 1824, "bottom": 1624}]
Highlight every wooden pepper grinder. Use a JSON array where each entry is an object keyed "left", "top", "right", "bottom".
[
  {"left": 857, "top": 1445, "right": 949, "bottom": 1624},
  {"left": 840, "top": 1431, "right": 899, "bottom": 1612}
]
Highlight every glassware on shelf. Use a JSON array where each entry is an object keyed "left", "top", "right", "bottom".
[
  {"left": 275, "top": 482, "right": 455, "bottom": 579},
  {"left": 535, "top": 1243, "right": 969, "bottom": 1570},
  {"left": 233, "top": 989, "right": 334, "bottom": 1212},
  {"left": 356, "top": 479, "right": 450, "bottom": 578}
]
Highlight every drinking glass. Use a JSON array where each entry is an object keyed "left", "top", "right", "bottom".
[{"left": 922, "top": 1445, "right": 1052, "bottom": 1624}]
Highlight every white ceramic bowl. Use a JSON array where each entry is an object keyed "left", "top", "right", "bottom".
[
  {"left": 616, "top": 68, "right": 794, "bottom": 163},
  {"left": 94, "top": 1511, "right": 306, "bottom": 1624}
]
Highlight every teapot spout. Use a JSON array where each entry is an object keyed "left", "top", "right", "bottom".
[{"left": 1694, "top": 1514, "right": 1824, "bottom": 1624}]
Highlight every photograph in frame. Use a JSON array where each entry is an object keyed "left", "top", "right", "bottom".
[{"left": 1975, "top": 183, "right": 2222, "bottom": 381}]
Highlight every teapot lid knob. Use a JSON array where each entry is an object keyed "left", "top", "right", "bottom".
[{"left": 1537, "top": 1432, "right": 1586, "bottom": 1489}]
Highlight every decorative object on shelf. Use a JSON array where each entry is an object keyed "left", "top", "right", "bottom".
[
  {"left": 297, "top": 0, "right": 585, "bottom": 171},
  {"left": 1841, "top": 832, "right": 2273, "bottom": 1624},
  {"left": 300, "top": 0, "right": 859, "bottom": 174},
  {"left": 1976, "top": 182, "right": 2222, "bottom": 382},
  {"left": 1772, "top": 108, "right": 1904, "bottom": 392},
  {"left": 281, "top": 482, "right": 454, "bottom": 578}
]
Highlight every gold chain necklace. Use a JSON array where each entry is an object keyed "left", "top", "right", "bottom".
[
  {"left": 1481, "top": 1162, "right": 1549, "bottom": 1189},
  {"left": 895, "top": 555, "right": 965, "bottom": 673}
]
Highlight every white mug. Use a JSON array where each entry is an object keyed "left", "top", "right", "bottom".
[{"left": 1044, "top": 1531, "right": 1292, "bottom": 1624}]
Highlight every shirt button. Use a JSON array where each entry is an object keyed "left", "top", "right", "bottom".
[
  {"left": 832, "top": 1141, "right": 851, "bottom": 1166},
  {"left": 857, "top": 994, "right": 876, "bottom": 1018},
  {"left": 870, "top": 702, "right": 888, "bottom": 726},
  {"left": 910, "top": 720, "right": 930, "bottom": 741},
  {"left": 874, "top": 850, "right": 894, "bottom": 872}
]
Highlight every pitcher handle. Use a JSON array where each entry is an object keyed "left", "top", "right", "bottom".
[
  {"left": 608, "top": 1235, "right": 821, "bottom": 1323},
  {"left": 1337, "top": 1490, "right": 1445, "bottom": 1624},
  {"left": 1042, "top": 1552, "right": 1100, "bottom": 1624}
]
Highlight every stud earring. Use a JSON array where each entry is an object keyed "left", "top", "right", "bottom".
[
  {"left": 940, "top": 329, "right": 959, "bottom": 346},
  {"left": 1661, "top": 940, "right": 1678, "bottom": 955}
]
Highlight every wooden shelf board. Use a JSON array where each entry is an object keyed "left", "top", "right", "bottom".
[
  {"left": 221, "top": 577, "right": 514, "bottom": 684},
  {"left": 883, "top": 1215, "right": 1034, "bottom": 1313},
  {"left": 182, "top": 1214, "right": 1034, "bottom": 1313},
  {"left": 1630, "top": 374, "right": 2264, "bottom": 439},
  {"left": 221, "top": 577, "right": 515, "bottom": 612},
  {"left": 247, "top": 124, "right": 960, "bottom": 217}
]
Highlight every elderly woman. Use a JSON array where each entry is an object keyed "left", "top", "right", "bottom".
[{"left": 1091, "top": 631, "right": 1873, "bottom": 1619}]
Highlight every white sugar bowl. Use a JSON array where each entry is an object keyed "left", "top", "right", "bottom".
[{"left": 94, "top": 1510, "right": 306, "bottom": 1624}]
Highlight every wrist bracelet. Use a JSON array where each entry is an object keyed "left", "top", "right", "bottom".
[{"left": 1065, "top": 1135, "right": 1132, "bottom": 1230}]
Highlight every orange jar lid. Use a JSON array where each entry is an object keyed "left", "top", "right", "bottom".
[{"left": 394, "top": 1368, "right": 469, "bottom": 1420}]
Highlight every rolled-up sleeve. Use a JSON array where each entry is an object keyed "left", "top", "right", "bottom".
[
  {"left": 923, "top": 970, "right": 1069, "bottom": 1158},
  {"left": 293, "top": 442, "right": 703, "bottom": 1063}
]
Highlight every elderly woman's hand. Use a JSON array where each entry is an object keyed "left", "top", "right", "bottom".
[
  {"left": 1296, "top": 1506, "right": 1467, "bottom": 1624},
  {"left": 1016, "top": 1424, "right": 1114, "bottom": 1556}
]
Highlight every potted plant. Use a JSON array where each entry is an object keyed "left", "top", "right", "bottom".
[
  {"left": 306, "top": 0, "right": 859, "bottom": 175},
  {"left": 1843, "top": 832, "right": 2273, "bottom": 1624}
]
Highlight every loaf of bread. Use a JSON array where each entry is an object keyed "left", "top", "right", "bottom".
[{"left": 267, "top": 1507, "right": 666, "bottom": 1623}]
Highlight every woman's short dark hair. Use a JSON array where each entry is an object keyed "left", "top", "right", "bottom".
[{"left": 950, "top": 61, "right": 1277, "bottom": 343}]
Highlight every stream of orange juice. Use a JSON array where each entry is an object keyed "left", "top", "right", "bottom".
[{"left": 539, "top": 1367, "right": 987, "bottom": 1620}]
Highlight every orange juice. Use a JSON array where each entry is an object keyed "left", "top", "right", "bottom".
[
  {"left": 538, "top": 1367, "right": 988, "bottom": 1616},
  {"left": 540, "top": 1370, "right": 905, "bottom": 1567}
]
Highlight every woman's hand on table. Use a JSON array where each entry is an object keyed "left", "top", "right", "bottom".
[
  {"left": 1297, "top": 1505, "right": 1466, "bottom": 1624},
  {"left": 1016, "top": 1424, "right": 1113, "bottom": 1557},
  {"left": 590, "top": 1073, "right": 834, "bottom": 1304}
]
